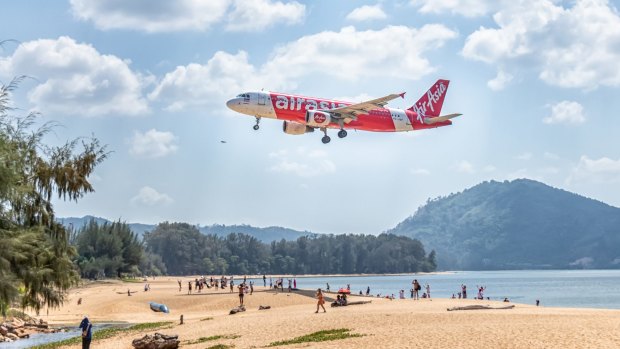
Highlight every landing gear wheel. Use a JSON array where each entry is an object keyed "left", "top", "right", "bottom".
[
  {"left": 337, "top": 130, "right": 347, "bottom": 138},
  {"left": 321, "top": 136, "right": 331, "bottom": 144},
  {"left": 253, "top": 124, "right": 260, "bottom": 131}
]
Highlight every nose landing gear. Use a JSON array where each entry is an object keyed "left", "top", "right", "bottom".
[{"left": 253, "top": 117, "right": 261, "bottom": 130}]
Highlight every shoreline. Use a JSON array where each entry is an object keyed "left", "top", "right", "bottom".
[{"left": 25, "top": 278, "right": 620, "bottom": 349}]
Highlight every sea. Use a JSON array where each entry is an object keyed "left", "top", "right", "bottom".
[
  {"left": 2, "top": 269, "right": 619, "bottom": 348},
  {"left": 268, "top": 269, "right": 620, "bottom": 310}
]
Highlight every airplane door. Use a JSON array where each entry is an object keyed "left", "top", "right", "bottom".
[{"left": 258, "top": 93, "right": 266, "bottom": 105}]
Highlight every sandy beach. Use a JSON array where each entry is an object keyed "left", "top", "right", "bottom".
[{"left": 32, "top": 278, "right": 620, "bottom": 348}]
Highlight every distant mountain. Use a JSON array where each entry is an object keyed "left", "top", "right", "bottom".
[
  {"left": 387, "top": 179, "right": 620, "bottom": 270},
  {"left": 58, "top": 216, "right": 313, "bottom": 242}
]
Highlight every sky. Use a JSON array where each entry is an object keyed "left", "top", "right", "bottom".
[{"left": 1, "top": 0, "right": 619, "bottom": 234}]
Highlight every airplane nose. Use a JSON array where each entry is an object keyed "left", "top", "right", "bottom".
[{"left": 226, "top": 98, "right": 235, "bottom": 110}]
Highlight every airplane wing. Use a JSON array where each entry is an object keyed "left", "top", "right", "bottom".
[
  {"left": 320, "top": 92, "right": 405, "bottom": 121},
  {"left": 423, "top": 113, "right": 462, "bottom": 124}
]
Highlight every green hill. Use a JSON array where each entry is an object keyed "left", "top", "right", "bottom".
[
  {"left": 58, "top": 216, "right": 312, "bottom": 242},
  {"left": 387, "top": 179, "right": 620, "bottom": 270}
]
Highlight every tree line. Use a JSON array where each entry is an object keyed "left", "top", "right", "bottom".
[{"left": 73, "top": 221, "right": 437, "bottom": 277}]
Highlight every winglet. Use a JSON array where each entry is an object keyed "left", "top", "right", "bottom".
[{"left": 399, "top": 92, "right": 406, "bottom": 99}]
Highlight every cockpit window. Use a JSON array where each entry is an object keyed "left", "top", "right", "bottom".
[{"left": 236, "top": 93, "right": 251, "bottom": 98}]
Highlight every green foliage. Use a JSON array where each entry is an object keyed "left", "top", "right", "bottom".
[
  {"left": 184, "top": 334, "right": 239, "bottom": 345},
  {"left": 31, "top": 321, "right": 174, "bottom": 349},
  {"left": 388, "top": 179, "right": 620, "bottom": 270},
  {"left": 74, "top": 219, "right": 144, "bottom": 278},
  {"left": 0, "top": 77, "right": 108, "bottom": 315},
  {"left": 268, "top": 328, "right": 362, "bottom": 347},
  {"left": 205, "top": 345, "right": 234, "bottom": 349},
  {"left": 144, "top": 222, "right": 435, "bottom": 275}
]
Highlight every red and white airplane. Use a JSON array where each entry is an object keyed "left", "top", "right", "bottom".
[{"left": 226, "top": 79, "right": 461, "bottom": 144}]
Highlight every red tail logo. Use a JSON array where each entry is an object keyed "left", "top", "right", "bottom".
[{"left": 409, "top": 79, "right": 450, "bottom": 119}]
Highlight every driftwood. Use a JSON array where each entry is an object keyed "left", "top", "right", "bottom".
[
  {"left": 258, "top": 305, "right": 271, "bottom": 310},
  {"left": 132, "top": 333, "right": 179, "bottom": 349},
  {"left": 447, "top": 305, "right": 515, "bottom": 311}
]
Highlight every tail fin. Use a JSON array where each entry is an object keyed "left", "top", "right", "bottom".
[{"left": 408, "top": 79, "right": 450, "bottom": 118}]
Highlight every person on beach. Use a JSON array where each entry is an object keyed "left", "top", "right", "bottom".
[
  {"left": 426, "top": 284, "right": 431, "bottom": 299},
  {"left": 477, "top": 286, "right": 486, "bottom": 300},
  {"left": 263, "top": 274, "right": 267, "bottom": 287},
  {"left": 238, "top": 283, "right": 245, "bottom": 306},
  {"left": 366, "top": 286, "right": 370, "bottom": 296},
  {"left": 79, "top": 316, "right": 93, "bottom": 349},
  {"left": 230, "top": 280, "right": 234, "bottom": 293},
  {"left": 410, "top": 288, "right": 414, "bottom": 298},
  {"left": 399, "top": 290, "right": 405, "bottom": 299},
  {"left": 461, "top": 284, "right": 467, "bottom": 299},
  {"left": 294, "top": 278, "right": 297, "bottom": 289},
  {"left": 315, "top": 288, "right": 326, "bottom": 313},
  {"left": 188, "top": 281, "right": 192, "bottom": 295},
  {"left": 413, "top": 279, "right": 421, "bottom": 300},
  {"left": 178, "top": 280, "right": 182, "bottom": 292},
  {"left": 326, "top": 283, "right": 330, "bottom": 292},
  {"left": 250, "top": 281, "right": 254, "bottom": 295}
]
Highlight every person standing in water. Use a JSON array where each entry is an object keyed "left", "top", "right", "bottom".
[{"left": 315, "top": 288, "right": 326, "bottom": 313}]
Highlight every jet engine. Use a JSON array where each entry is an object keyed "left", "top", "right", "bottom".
[
  {"left": 306, "top": 110, "right": 331, "bottom": 127},
  {"left": 282, "top": 121, "right": 315, "bottom": 135}
]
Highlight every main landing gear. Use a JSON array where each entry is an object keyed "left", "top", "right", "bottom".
[
  {"left": 320, "top": 128, "right": 348, "bottom": 144},
  {"left": 253, "top": 117, "right": 261, "bottom": 130},
  {"left": 321, "top": 128, "right": 331, "bottom": 144}
]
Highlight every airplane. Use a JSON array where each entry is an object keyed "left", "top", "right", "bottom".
[{"left": 226, "top": 79, "right": 461, "bottom": 144}]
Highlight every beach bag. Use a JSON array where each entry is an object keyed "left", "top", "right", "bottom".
[
  {"left": 82, "top": 324, "right": 91, "bottom": 338},
  {"left": 415, "top": 284, "right": 421, "bottom": 291}
]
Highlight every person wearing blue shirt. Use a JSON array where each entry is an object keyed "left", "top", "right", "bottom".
[{"left": 79, "top": 316, "right": 92, "bottom": 349}]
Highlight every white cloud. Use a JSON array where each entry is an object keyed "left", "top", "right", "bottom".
[
  {"left": 346, "top": 5, "right": 387, "bottom": 22},
  {"left": 150, "top": 25, "right": 457, "bottom": 111},
  {"left": 70, "top": 0, "right": 230, "bottom": 32},
  {"left": 543, "top": 101, "right": 586, "bottom": 125},
  {"left": 544, "top": 152, "right": 560, "bottom": 160},
  {"left": 455, "top": 160, "right": 475, "bottom": 174},
  {"left": 131, "top": 186, "right": 174, "bottom": 206},
  {"left": 129, "top": 129, "right": 178, "bottom": 158},
  {"left": 487, "top": 69, "right": 513, "bottom": 90},
  {"left": 410, "top": 0, "right": 495, "bottom": 17},
  {"left": 567, "top": 155, "right": 620, "bottom": 184},
  {"left": 70, "top": 0, "right": 305, "bottom": 33},
  {"left": 268, "top": 147, "right": 336, "bottom": 177},
  {"left": 462, "top": 0, "right": 620, "bottom": 89},
  {"left": 226, "top": 0, "right": 305, "bottom": 31},
  {"left": 148, "top": 51, "right": 280, "bottom": 111},
  {"left": 0, "top": 36, "right": 148, "bottom": 117},
  {"left": 411, "top": 168, "right": 431, "bottom": 175},
  {"left": 263, "top": 25, "right": 458, "bottom": 81},
  {"left": 516, "top": 152, "right": 532, "bottom": 160}
]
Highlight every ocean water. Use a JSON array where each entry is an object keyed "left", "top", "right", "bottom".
[{"left": 264, "top": 270, "right": 620, "bottom": 309}]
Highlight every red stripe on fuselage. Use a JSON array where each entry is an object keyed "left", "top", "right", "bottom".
[{"left": 269, "top": 92, "right": 405, "bottom": 132}]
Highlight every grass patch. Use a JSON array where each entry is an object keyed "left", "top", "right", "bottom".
[
  {"left": 184, "top": 334, "right": 240, "bottom": 345},
  {"left": 31, "top": 321, "right": 174, "bottom": 349},
  {"left": 268, "top": 328, "right": 362, "bottom": 347},
  {"left": 200, "top": 317, "right": 214, "bottom": 321},
  {"left": 206, "top": 345, "right": 234, "bottom": 349}
]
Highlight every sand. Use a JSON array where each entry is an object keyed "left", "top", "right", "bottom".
[{"left": 33, "top": 278, "right": 620, "bottom": 348}]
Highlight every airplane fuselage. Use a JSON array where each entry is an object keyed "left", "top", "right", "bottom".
[{"left": 226, "top": 91, "right": 450, "bottom": 132}]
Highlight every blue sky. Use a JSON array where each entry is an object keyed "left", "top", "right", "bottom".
[{"left": 1, "top": 0, "right": 619, "bottom": 234}]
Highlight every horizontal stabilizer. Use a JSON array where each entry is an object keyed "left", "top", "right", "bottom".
[{"left": 424, "top": 113, "right": 462, "bottom": 124}]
